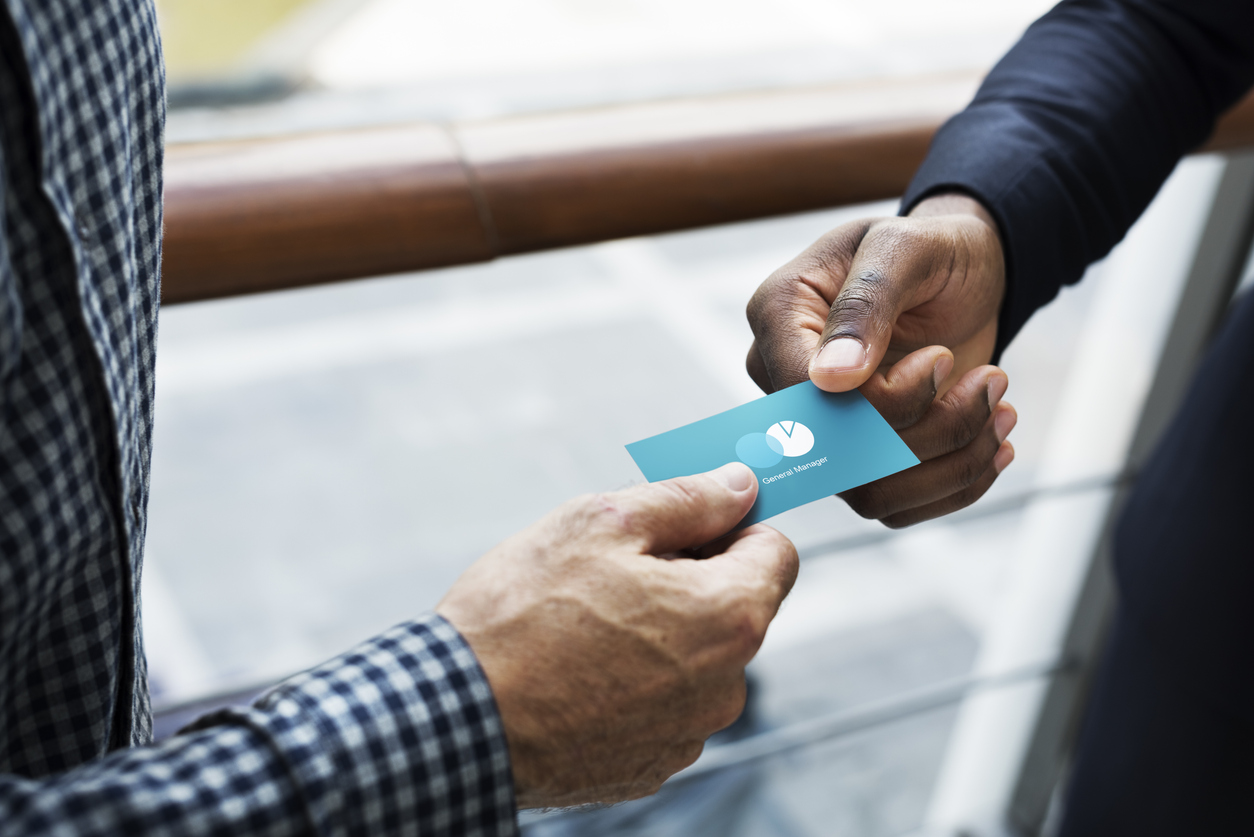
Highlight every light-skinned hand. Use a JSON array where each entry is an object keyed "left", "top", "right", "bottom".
[
  {"left": 436, "top": 462, "right": 798, "bottom": 809},
  {"left": 745, "top": 193, "right": 1016, "bottom": 527}
]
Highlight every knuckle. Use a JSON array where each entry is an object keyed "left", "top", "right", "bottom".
[
  {"left": 813, "top": 218, "right": 871, "bottom": 250},
  {"left": 688, "top": 579, "right": 722, "bottom": 613},
  {"left": 733, "top": 608, "right": 770, "bottom": 658},
  {"left": 632, "top": 783, "right": 664, "bottom": 802},
  {"left": 660, "top": 740, "right": 705, "bottom": 782},
  {"left": 939, "top": 402, "right": 986, "bottom": 453},
  {"left": 772, "top": 533, "right": 801, "bottom": 579},
  {"left": 893, "top": 390, "right": 933, "bottom": 431},
  {"left": 953, "top": 451, "right": 987, "bottom": 489},
  {"left": 711, "top": 681, "right": 748, "bottom": 732},
  {"left": 959, "top": 465, "right": 998, "bottom": 505},
  {"left": 803, "top": 219, "right": 875, "bottom": 272},
  {"left": 677, "top": 739, "right": 706, "bottom": 771},
  {"left": 570, "top": 491, "right": 631, "bottom": 533},
  {"left": 627, "top": 770, "right": 668, "bottom": 801},
  {"left": 844, "top": 482, "right": 893, "bottom": 521},
  {"left": 747, "top": 271, "right": 819, "bottom": 333},
  {"left": 708, "top": 589, "right": 771, "bottom": 658},
  {"left": 863, "top": 378, "right": 929, "bottom": 431},
  {"left": 745, "top": 278, "right": 780, "bottom": 326}
]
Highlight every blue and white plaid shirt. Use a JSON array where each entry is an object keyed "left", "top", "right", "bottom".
[{"left": 0, "top": 1, "right": 517, "bottom": 833}]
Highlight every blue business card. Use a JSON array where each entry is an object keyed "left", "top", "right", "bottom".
[{"left": 626, "top": 382, "right": 919, "bottom": 527}]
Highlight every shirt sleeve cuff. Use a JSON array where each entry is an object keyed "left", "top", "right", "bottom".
[{"left": 204, "top": 614, "right": 519, "bottom": 837}]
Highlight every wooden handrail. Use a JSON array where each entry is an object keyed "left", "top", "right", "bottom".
[{"left": 162, "top": 73, "right": 1254, "bottom": 304}]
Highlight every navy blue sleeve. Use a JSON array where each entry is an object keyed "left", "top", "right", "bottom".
[{"left": 900, "top": 0, "right": 1254, "bottom": 358}]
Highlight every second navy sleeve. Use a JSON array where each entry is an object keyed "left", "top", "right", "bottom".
[{"left": 901, "top": 0, "right": 1254, "bottom": 358}]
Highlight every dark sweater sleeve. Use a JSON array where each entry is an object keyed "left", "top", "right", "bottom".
[{"left": 901, "top": 0, "right": 1254, "bottom": 359}]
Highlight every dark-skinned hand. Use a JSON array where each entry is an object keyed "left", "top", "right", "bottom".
[{"left": 745, "top": 193, "right": 1016, "bottom": 527}]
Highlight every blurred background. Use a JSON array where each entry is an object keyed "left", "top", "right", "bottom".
[
  {"left": 158, "top": 0, "right": 1055, "bottom": 127},
  {"left": 146, "top": 2, "right": 1226, "bottom": 835}
]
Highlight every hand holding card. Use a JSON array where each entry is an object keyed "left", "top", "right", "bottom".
[{"left": 627, "top": 382, "right": 919, "bottom": 527}]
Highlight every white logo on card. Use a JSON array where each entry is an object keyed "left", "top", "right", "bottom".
[
  {"left": 735, "top": 420, "right": 815, "bottom": 468},
  {"left": 765, "top": 421, "right": 815, "bottom": 457}
]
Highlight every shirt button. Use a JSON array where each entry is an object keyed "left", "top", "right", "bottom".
[{"left": 75, "top": 209, "right": 92, "bottom": 240}]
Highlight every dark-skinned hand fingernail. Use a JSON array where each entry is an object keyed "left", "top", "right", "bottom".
[
  {"left": 932, "top": 355, "right": 954, "bottom": 392},
  {"left": 811, "top": 338, "right": 865, "bottom": 374},
  {"left": 987, "top": 375, "right": 1009, "bottom": 410},
  {"left": 994, "top": 443, "right": 1015, "bottom": 473},
  {"left": 994, "top": 408, "right": 1016, "bottom": 443}
]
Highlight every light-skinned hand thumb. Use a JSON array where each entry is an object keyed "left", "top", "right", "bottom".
[{"left": 615, "top": 463, "right": 759, "bottom": 554}]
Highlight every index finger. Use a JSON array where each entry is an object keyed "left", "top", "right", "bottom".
[
  {"left": 691, "top": 524, "right": 799, "bottom": 618},
  {"left": 858, "top": 345, "right": 954, "bottom": 430}
]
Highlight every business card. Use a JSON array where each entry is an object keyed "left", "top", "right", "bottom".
[{"left": 626, "top": 382, "right": 919, "bottom": 527}]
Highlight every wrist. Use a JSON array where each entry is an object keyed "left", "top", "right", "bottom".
[
  {"left": 906, "top": 191, "right": 1007, "bottom": 362},
  {"left": 907, "top": 192, "right": 999, "bottom": 238}
]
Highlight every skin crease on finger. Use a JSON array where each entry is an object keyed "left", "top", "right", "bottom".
[{"left": 435, "top": 474, "right": 799, "bottom": 810}]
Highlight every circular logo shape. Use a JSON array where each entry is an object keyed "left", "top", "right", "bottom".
[
  {"left": 735, "top": 420, "right": 815, "bottom": 468},
  {"left": 767, "top": 421, "right": 814, "bottom": 457},
  {"left": 735, "top": 432, "right": 785, "bottom": 468}
]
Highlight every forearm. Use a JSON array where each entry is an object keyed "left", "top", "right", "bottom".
[
  {"left": 0, "top": 616, "right": 517, "bottom": 837},
  {"left": 902, "top": 0, "right": 1254, "bottom": 357}
]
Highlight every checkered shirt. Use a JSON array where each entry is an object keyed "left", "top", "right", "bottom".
[{"left": 0, "top": 1, "right": 518, "bottom": 833}]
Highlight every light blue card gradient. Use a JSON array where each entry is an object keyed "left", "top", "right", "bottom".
[{"left": 626, "top": 382, "right": 919, "bottom": 527}]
